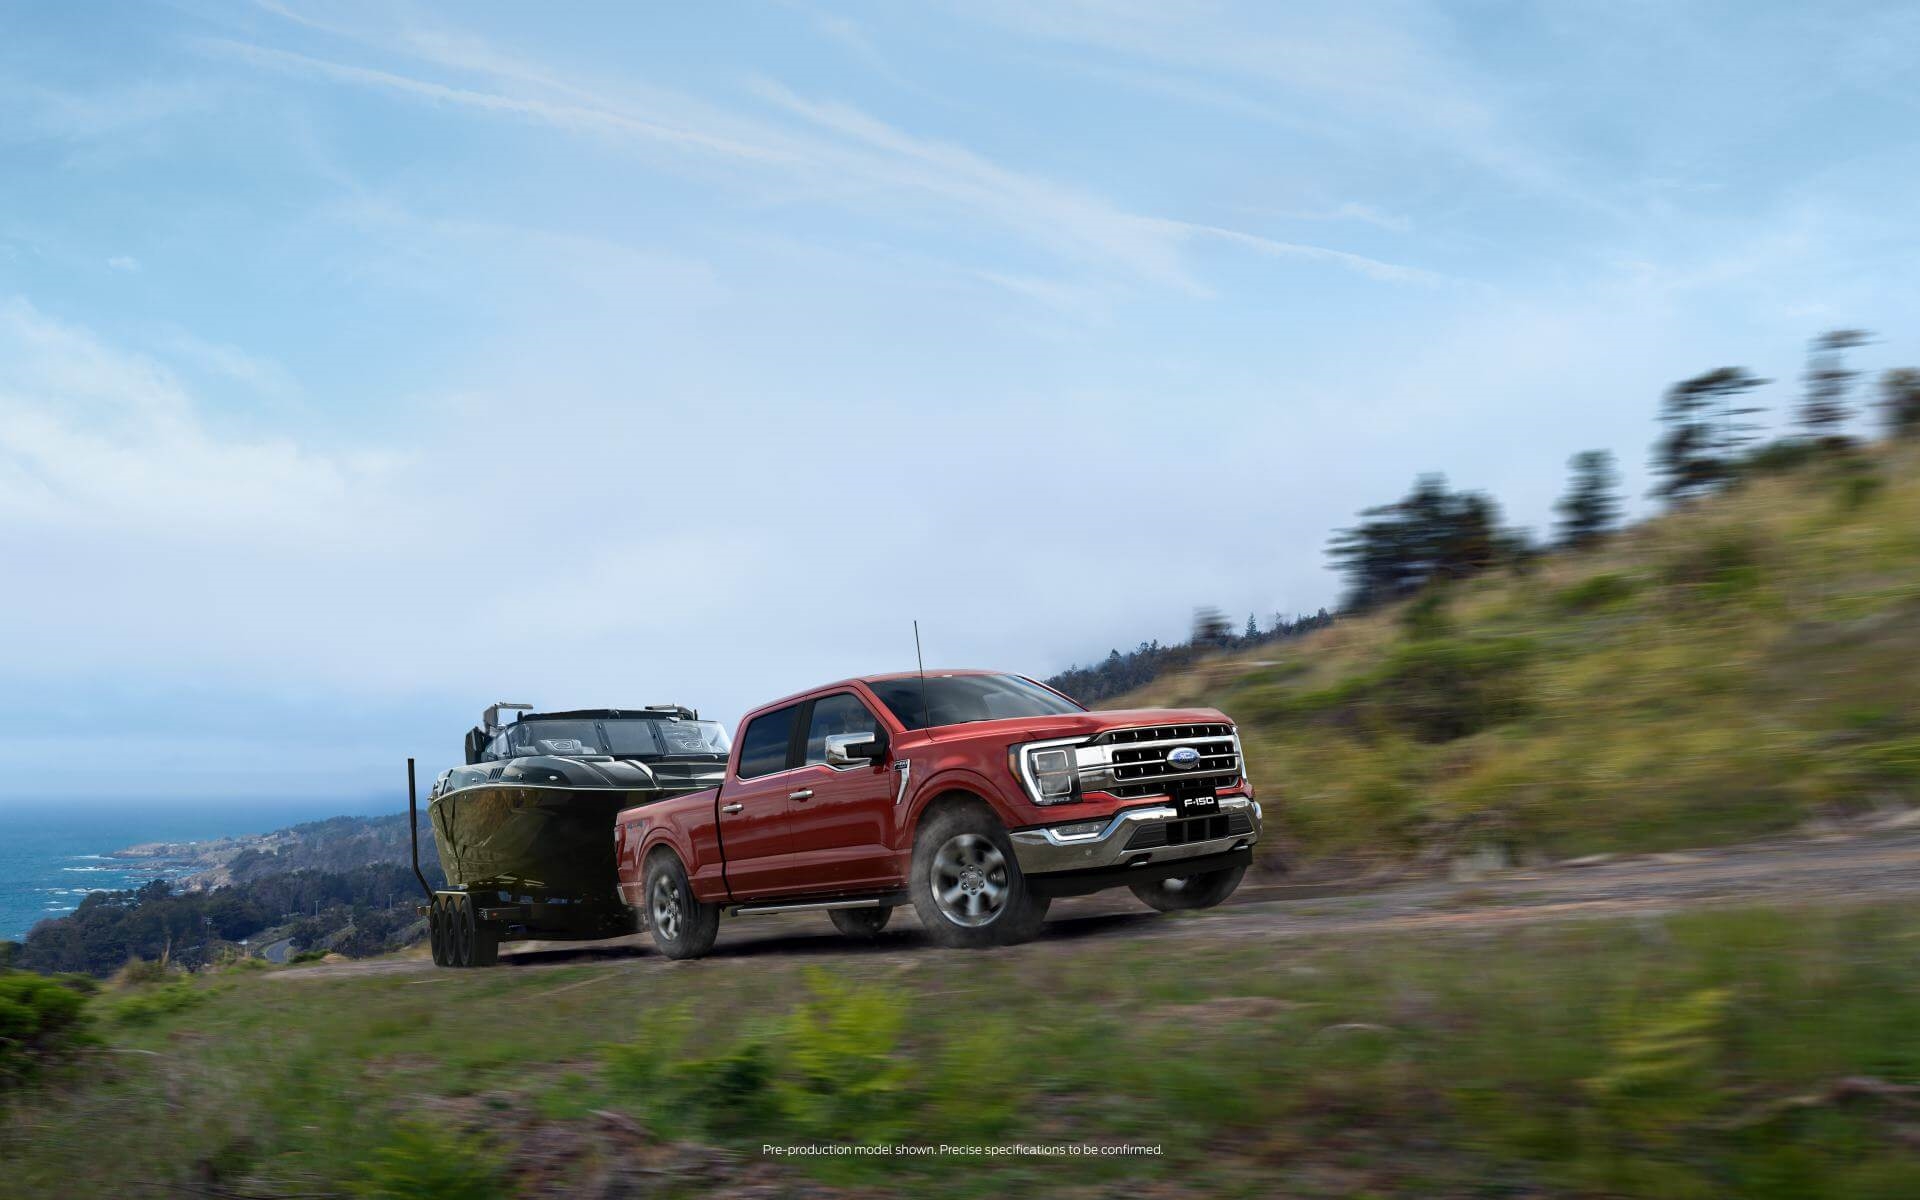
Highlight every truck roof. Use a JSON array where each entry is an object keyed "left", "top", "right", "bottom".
[{"left": 743, "top": 669, "right": 1007, "bottom": 717}]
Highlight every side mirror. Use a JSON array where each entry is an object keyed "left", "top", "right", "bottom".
[{"left": 824, "top": 731, "right": 888, "bottom": 766}]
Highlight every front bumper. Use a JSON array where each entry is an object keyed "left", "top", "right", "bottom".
[{"left": 1009, "top": 796, "right": 1261, "bottom": 877}]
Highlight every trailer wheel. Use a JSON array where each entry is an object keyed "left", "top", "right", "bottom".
[
  {"left": 452, "top": 894, "right": 475, "bottom": 967},
  {"left": 828, "top": 906, "right": 892, "bottom": 940},
  {"left": 428, "top": 898, "right": 448, "bottom": 967},
  {"left": 644, "top": 850, "right": 718, "bottom": 960},
  {"left": 471, "top": 918, "right": 500, "bottom": 968}
]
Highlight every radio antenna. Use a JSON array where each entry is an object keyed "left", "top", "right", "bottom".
[{"left": 914, "top": 619, "right": 934, "bottom": 739}]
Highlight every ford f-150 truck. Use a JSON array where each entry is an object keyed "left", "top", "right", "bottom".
[{"left": 613, "top": 669, "right": 1261, "bottom": 958}]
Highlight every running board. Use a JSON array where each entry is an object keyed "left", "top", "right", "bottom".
[{"left": 724, "top": 892, "right": 908, "bottom": 918}]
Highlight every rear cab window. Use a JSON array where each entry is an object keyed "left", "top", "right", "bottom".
[{"left": 736, "top": 704, "right": 800, "bottom": 779}]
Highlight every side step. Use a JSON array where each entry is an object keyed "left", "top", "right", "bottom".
[{"left": 725, "top": 891, "right": 908, "bottom": 918}]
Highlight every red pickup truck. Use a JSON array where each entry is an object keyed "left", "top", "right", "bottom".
[{"left": 613, "top": 670, "right": 1261, "bottom": 958}]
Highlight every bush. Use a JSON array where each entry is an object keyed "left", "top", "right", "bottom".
[
  {"left": 602, "top": 971, "right": 918, "bottom": 1143},
  {"left": 1378, "top": 636, "right": 1536, "bottom": 742},
  {"left": 776, "top": 969, "right": 912, "bottom": 1140},
  {"left": 1554, "top": 572, "right": 1639, "bottom": 614},
  {"left": 351, "top": 1119, "right": 504, "bottom": 1200},
  {"left": 107, "top": 980, "right": 208, "bottom": 1026},
  {"left": 0, "top": 971, "right": 94, "bottom": 1092}
]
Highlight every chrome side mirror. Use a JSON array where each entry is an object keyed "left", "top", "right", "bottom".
[{"left": 824, "top": 732, "right": 883, "bottom": 766}]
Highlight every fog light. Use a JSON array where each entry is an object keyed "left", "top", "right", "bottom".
[{"left": 1052, "top": 819, "right": 1107, "bottom": 839}]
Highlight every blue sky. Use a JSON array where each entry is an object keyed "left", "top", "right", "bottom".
[{"left": 2, "top": 1, "right": 1916, "bottom": 802}]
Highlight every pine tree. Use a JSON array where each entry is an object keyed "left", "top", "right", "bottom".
[
  {"left": 1555, "top": 450, "right": 1622, "bottom": 549},
  {"left": 1243, "top": 613, "right": 1259, "bottom": 641},
  {"left": 1881, "top": 368, "right": 1920, "bottom": 438},
  {"left": 1328, "top": 475, "right": 1517, "bottom": 609},
  {"left": 1653, "top": 368, "right": 1767, "bottom": 501},
  {"left": 1191, "top": 607, "right": 1232, "bottom": 648},
  {"left": 1799, "top": 329, "right": 1871, "bottom": 442}
]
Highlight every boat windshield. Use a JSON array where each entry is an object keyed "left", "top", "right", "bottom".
[{"left": 503, "top": 718, "right": 732, "bottom": 760}]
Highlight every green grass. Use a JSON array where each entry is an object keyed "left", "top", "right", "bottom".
[
  {"left": 4, "top": 902, "right": 1919, "bottom": 1197},
  {"left": 1126, "top": 439, "right": 1920, "bottom": 867}
]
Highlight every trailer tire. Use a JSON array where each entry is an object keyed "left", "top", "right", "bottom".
[
  {"left": 644, "top": 851, "right": 718, "bottom": 960},
  {"left": 471, "top": 919, "right": 500, "bottom": 968},
  {"left": 451, "top": 894, "right": 475, "bottom": 967},
  {"left": 428, "top": 898, "right": 448, "bottom": 967},
  {"left": 909, "top": 802, "right": 1049, "bottom": 949},
  {"left": 828, "top": 906, "right": 893, "bottom": 940}
]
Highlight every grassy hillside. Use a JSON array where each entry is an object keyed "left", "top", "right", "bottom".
[
  {"left": 1127, "top": 440, "right": 1920, "bottom": 871},
  {"left": 6, "top": 900, "right": 1920, "bottom": 1198}
]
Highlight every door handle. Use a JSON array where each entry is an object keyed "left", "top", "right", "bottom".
[
  {"left": 788, "top": 789, "right": 814, "bottom": 801},
  {"left": 721, "top": 802, "right": 743, "bottom": 814}
]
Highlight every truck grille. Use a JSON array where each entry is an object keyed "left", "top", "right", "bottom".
[
  {"left": 1099, "top": 723, "right": 1239, "bottom": 800},
  {"left": 1125, "top": 808, "right": 1255, "bottom": 851}
]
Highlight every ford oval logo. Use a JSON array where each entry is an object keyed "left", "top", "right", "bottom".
[{"left": 1167, "top": 746, "right": 1202, "bottom": 770}]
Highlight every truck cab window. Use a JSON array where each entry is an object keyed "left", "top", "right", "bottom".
[
  {"left": 737, "top": 705, "right": 799, "bottom": 778},
  {"left": 803, "top": 693, "right": 880, "bottom": 765}
]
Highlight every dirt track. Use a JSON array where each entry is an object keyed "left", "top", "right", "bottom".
[{"left": 273, "top": 826, "right": 1920, "bottom": 982}]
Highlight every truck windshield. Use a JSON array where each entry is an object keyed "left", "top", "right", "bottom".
[
  {"left": 868, "top": 674, "right": 1085, "bottom": 731},
  {"left": 506, "top": 719, "right": 731, "bottom": 759}
]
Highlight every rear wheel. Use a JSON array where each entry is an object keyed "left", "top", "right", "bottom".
[
  {"left": 1130, "top": 863, "right": 1247, "bottom": 913},
  {"left": 828, "top": 906, "right": 893, "bottom": 940},
  {"left": 909, "top": 803, "right": 1049, "bottom": 949},
  {"left": 645, "top": 851, "right": 719, "bottom": 960},
  {"left": 428, "top": 897, "right": 449, "bottom": 966}
]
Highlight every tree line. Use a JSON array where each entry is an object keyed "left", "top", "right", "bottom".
[
  {"left": 0, "top": 861, "right": 442, "bottom": 977},
  {"left": 1329, "top": 330, "right": 1916, "bottom": 609},
  {"left": 1049, "top": 328, "right": 1915, "bottom": 697}
]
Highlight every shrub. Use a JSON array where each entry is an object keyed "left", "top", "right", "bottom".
[
  {"left": 1554, "top": 572, "right": 1639, "bottom": 614},
  {"left": 0, "top": 971, "right": 94, "bottom": 1092},
  {"left": 1664, "top": 532, "right": 1763, "bottom": 602},
  {"left": 1378, "top": 636, "right": 1536, "bottom": 743},
  {"left": 776, "top": 969, "right": 912, "bottom": 1140},
  {"left": 107, "top": 980, "right": 207, "bottom": 1026},
  {"left": 112, "top": 958, "right": 177, "bottom": 988},
  {"left": 351, "top": 1119, "right": 504, "bottom": 1200},
  {"left": 601, "top": 971, "right": 914, "bottom": 1143}
]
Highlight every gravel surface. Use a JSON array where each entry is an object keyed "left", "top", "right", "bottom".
[{"left": 271, "top": 827, "right": 1920, "bottom": 982}]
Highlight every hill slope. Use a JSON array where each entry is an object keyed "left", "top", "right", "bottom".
[{"left": 1122, "top": 440, "right": 1920, "bottom": 871}]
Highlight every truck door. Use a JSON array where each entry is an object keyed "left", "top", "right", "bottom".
[
  {"left": 783, "top": 691, "right": 903, "bottom": 893},
  {"left": 717, "top": 702, "right": 809, "bottom": 898}
]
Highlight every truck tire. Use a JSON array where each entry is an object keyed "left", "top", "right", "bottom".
[
  {"left": 428, "top": 897, "right": 448, "bottom": 966},
  {"left": 828, "top": 906, "right": 893, "bottom": 940},
  {"left": 1130, "top": 863, "right": 1247, "bottom": 913},
  {"left": 644, "top": 851, "right": 719, "bottom": 960},
  {"left": 909, "top": 803, "right": 1050, "bottom": 949}
]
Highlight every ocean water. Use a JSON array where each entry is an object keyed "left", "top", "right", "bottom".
[{"left": 0, "top": 799, "right": 383, "bottom": 943}]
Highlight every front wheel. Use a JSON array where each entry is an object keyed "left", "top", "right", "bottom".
[
  {"left": 1130, "top": 863, "right": 1247, "bottom": 913},
  {"left": 645, "top": 851, "right": 719, "bottom": 960},
  {"left": 909, "top": 804, "right": 1050, "bottom": 949}
]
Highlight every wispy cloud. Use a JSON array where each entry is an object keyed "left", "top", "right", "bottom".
[
  {"left": 209, "top": 10, "right": 1436, "bottom": 294},
  {"left": 106, "top": 255, "right": 140, "bottom": 272}
]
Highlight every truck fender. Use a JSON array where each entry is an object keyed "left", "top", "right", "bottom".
[{"left": 901, "top": 764, "right": 1024, "bottom": 835}]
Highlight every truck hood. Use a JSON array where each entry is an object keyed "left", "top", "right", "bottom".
[{"left": 908, "top": 706, "right": 1231, "bottom": 747}]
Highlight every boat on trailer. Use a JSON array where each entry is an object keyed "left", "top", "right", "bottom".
[{"left": 418, "top": 701, "right": 729, "bottom": 966}]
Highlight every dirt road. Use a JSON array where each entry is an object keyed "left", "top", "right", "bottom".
[{"left": 273, "top": 826, "right": 1920, "bottom": 982}]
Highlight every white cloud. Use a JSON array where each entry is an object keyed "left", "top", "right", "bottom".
[
  {"left": 204, "top": 20, "right": 1434, "bottom": 293},
  {"left": 106, "top": 255, "right": 140, "bottom": 272}
]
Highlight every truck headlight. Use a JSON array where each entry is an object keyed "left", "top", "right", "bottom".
[{"left": 1013, "top": 739, "right": 1086, "bottom": 805}]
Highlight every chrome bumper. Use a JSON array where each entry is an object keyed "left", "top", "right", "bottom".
[{"left": 1009, "top": 797, "right": 1261, "bottom": 876}]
